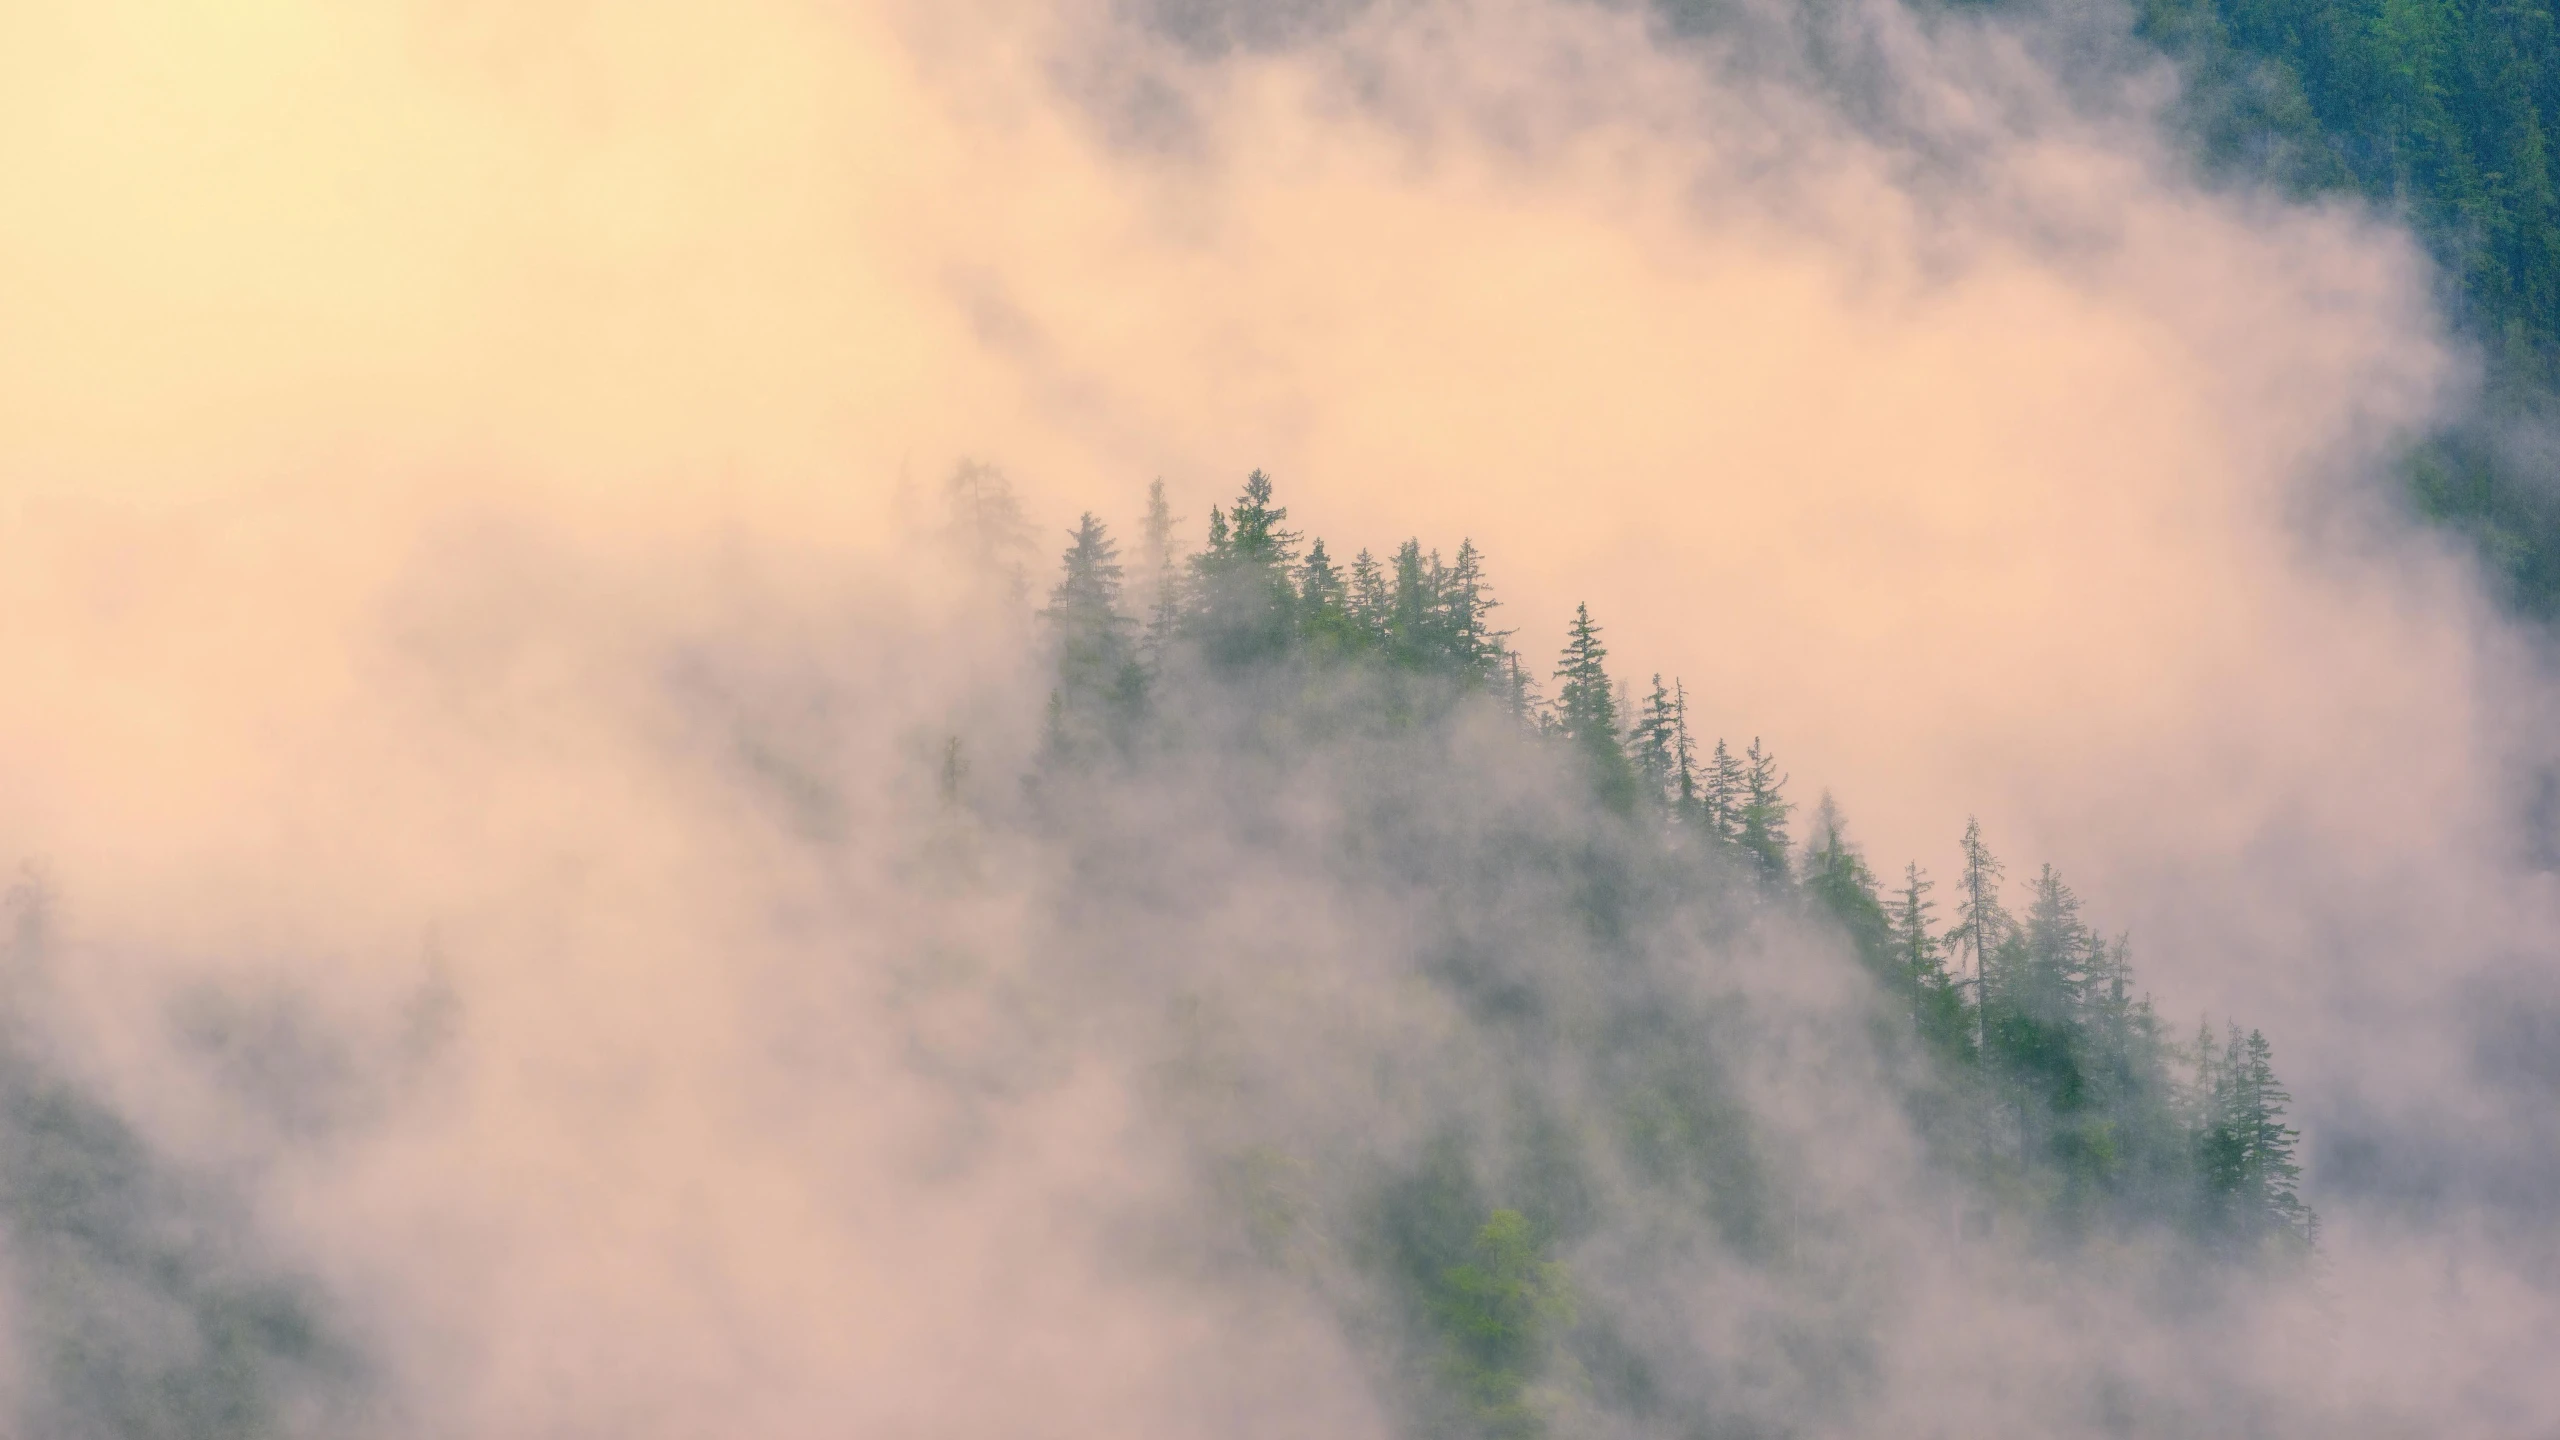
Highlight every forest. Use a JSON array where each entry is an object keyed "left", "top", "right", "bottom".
[
  {"left": 2118, "top": 0, "right": 2560, "bottom": 608},
  {"left": 0, "top": 465, "right": 2352, "bottom": 1440},
  {"left": 1000, "top": 463, "right": 2322, "bottom": 1436}
]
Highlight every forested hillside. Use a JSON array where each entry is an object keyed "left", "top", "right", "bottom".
[
  {"left": 976, "top": 464, "right": 2324, "bottom": 1436},
  {"left": 2123, "top": 0, "right": 2560, "bottom": 605}
]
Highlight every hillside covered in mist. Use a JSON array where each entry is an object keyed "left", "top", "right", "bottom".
[
  {"left": 11, "top": 0, "right": 2560, "bottom": 1434},
  {"left": 0, "top": 465, "right": 2344, "bottom": 1439},
  {"left": 928, "top": 463, "right": 2328, "bottom": 1436},
  {"left": 2120, "top": 0, "right": 2560, "bottom": 612}
]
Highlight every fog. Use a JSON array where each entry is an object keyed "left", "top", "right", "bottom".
[{"left": 1, "top": 0, "right": 2554, "bottom": 1434}]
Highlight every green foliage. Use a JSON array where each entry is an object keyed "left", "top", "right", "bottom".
[
  {"left": 1189, "top": 469, "right": 1303, "bottom": 665},
  {"left": 1887, "top": 862, "right": 1974, "bottom": 1058},
  {"left": 1552, "top": 605, "right": 1639, "bottom": 810},
  {"left": 1736, "top": 738, "right": 1793, "bottom": 884},
  {"left": 1431, "top": 1210, "right": 1578, "bottom": 1439},
  {"left": 2126, "top": 0, "right": 2560, "bottom": 608},
  {"left": 941, "top": 459, "right": 1035, "bottom": 604},
  {"left": 1040, "top": 513, "right": 1148, "bottom": 761},
  {"left": 1630, "top": 675, "right": 1683, "bottom": 807},
  {"left": 1803, "top": 793, "right": 1892, "bottom": 964},
  {"left": 2192, "top": 1024, "right": 2318, "bottom": 1252},
  {"left": 1040, "top": 467, "right": 2318, "bottom": 1297},
  {"left": 0, "top": 880, "right": 357, "bottom": 1438}
]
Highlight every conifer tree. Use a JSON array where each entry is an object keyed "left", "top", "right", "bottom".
[
  {"left": 1704, "top": 739, "right": 1745, "bottom": 846},
  {"left": 1041, "top": 514, "right": 1145, "bottom": 757},
  {"left": 1298, "top": 537, "right": 1357, "bottom": 652},
  {"left": 1630, "top": 676, "right": 1681, "bottom": 809},
  {"left": 1670, "top": 681, "right": 1699, "bottom": 816},
  {"left": 1737, "top": 739, "right": 1793, "bottom": 884},
  {"left": 1553, "top": 604, "right": 1636, "bottom": 808},
  {"left": 2199, "top": 1025, "right": 2312, "bottom": 1249},
  {"left": 2234, "top": 1028, "right": 2311, "bottom": 1243},
  {"left": 1439, "top": 539, "right": 1506, "bottom": 686},
  {"left": 1888, "top": 863, "right": 1969, "bottom": 1048},
  {"left": 1140, "top": 478, "right": 1182, "bottom": 659},
  {"left": 2016, "top": 864, "right": 2092, "bottom": 1028},
  {"left": 1954, "top": 818, "right": 2010, "bottom": 1055},
  {"left": 1225, "top": 468, "right": 1296, "bottom": 564},
  {"left": 1300, "top": 537, "right": 1345, "bottom": 611},
  {"left": 1188, "top": 470, "right": 1301, "bottom": 665},
  {"left": 1388, "top": 540, "right": 1438, "bottom": 670},
  {"left": 1348, "top": 548, "right": 1391, "bottom": 645},
  {"left": 1802, "top": 794, "right": 1890, "bottom": 964},
  {"left": 1500, "top": 652, "right": 1541, "bottom": 730},
  {"left": 2072, "top": 931, "right": 2161, "bottom": 1158},
  {"left": 942, "top": 459, "right": 1035, "bottom": 604},
  {"left": 2079, "top": 932, "right": 2142, "bottom": 1071}
]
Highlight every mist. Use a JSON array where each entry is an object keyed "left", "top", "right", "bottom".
[{"left": 2, "top": 0, "right": 2555, "bottom": 1434}]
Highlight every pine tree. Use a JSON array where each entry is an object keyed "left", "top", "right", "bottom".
[
  {"left": 1225, "top": 469, "right": 1297, "bottom": 565},
  {"left": 2198, "top": 1024, "right": 2312, "bottom": 1250},
  {"left": 1669, "top": 681, "right": 1698, "bottom": 816},
  {"left": 1802, "top": 794, "right": 1890, "bottom": 965},
  {"left": 2233, "top": 1028, "right": 2311, "bottom": 1245},
  {"left": 1954, "top": 818, "right": 2010, "bottom": 1056},
  {"left": 1737, "top": 738, "right": 1793, "bottom": 884},
  {"left": 1188, "top": 470, "right": 1301, "bottom": 665},
  {"left": 1298, "top": 537, "right": 1357, "bottom": 653},
  {"left": 2016, "top": 864, "right": 2092, "bottom": 1029},
  {"left": 1041, "top": 514, "right": 1146, "bottom": 758},
  {"left": 1500, "top": 652, "right": 1541, "bottom": 730},
  {"left": 1348, "top": 548, "right": 1391, "bottom": 645},
  {"left": 1140, "top": 478, "right": 1181, "bottom": 659},
  {"left": 2072, "top": 930, "right": 2163, "bottom": 1173},
  {"left": 1553, "top": 604, "right": 1636, "bottom": 808},
  {"left": 1888, "top": 863, "right": 1968, "bottom": 1049},
  {"left": 1630, "top": 676, "right": 1680, "bottom": 809},
  {"left": 1387, "top": 540, "right": 1437, "bottom": 670},
  {"left": 1438, "top": 539, "right": 1506, "bottom": 686},
  {"left": 942, "top": 459, "right": 1035, "bottom": 603},
  {"left": 1703, "top": 739, "right": 1745, "bottom": 846}
]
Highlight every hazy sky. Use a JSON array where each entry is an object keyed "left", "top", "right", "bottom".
[{"left": 0, "top": 0, "right": 2517, "bottom": 1066}]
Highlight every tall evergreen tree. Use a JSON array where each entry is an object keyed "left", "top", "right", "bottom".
[
  {"left": 2198, "top": 1025, "right": 2313, "bottom": 1249},
  {"left": 1348, "top": 548, "right": 1391, "bottom": 646},
  {"left": 942, "top": 459, "right": 1035, "bottom": 604},
  {"left": 1802, "top": 794, "right": 1890, "bottom": 965},
  {"left": 1552, "top": 604, "right": 1636, "bottom": 808},
  {"left": 1500, "top": 652, "right": 1541, "bottom": 730},
  {"left": 2015, "top": 864, "right": 2092, "bottom": 1028},
  {"left": 1439, "top": 539, "right": 1507, "bottom": 686},
  {"left": 1737, "top": 739, "right": 1793, "bottom": 884},
  {"left": 1041, "top": 514, "right": 1145, "bottom": 758},
  {"left": 1888, "top": 862, "right": 1970, "bottom": 1051},
  {"left": 1388, "top": 540, "right": 1439, "bottom": 671},
  {"left": 1669, "top": 681, "right": 1699, "bottom": 816},
  {"left": 1703, "top": 739, "right": 1745, "bottom": 846},
  {"left": 1630, "top": 676, "right": 1681, "bottom": 809},
  {"left": 1298, "top": 537, "right": 1358, "bottom": 653},
  {"left": 1954, "top": 818, "right": 2011, "bottom": 1056},
  {"left": 1188, "top": 470, "right": 1301, "bottom": 665},
  {"left": 1140, "top": 478, "right": 1181, "bottom": 660}
]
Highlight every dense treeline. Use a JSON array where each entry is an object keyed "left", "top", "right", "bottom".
[
  {"left": 0, "top": 883, "right": 354, "bottom": 1439},
  {"left": 992, "top": 463, "right": 2318, "bottom": 1434},
  {"left": 2114, "top": 0, "right": 2560, "bottom": 606}
]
